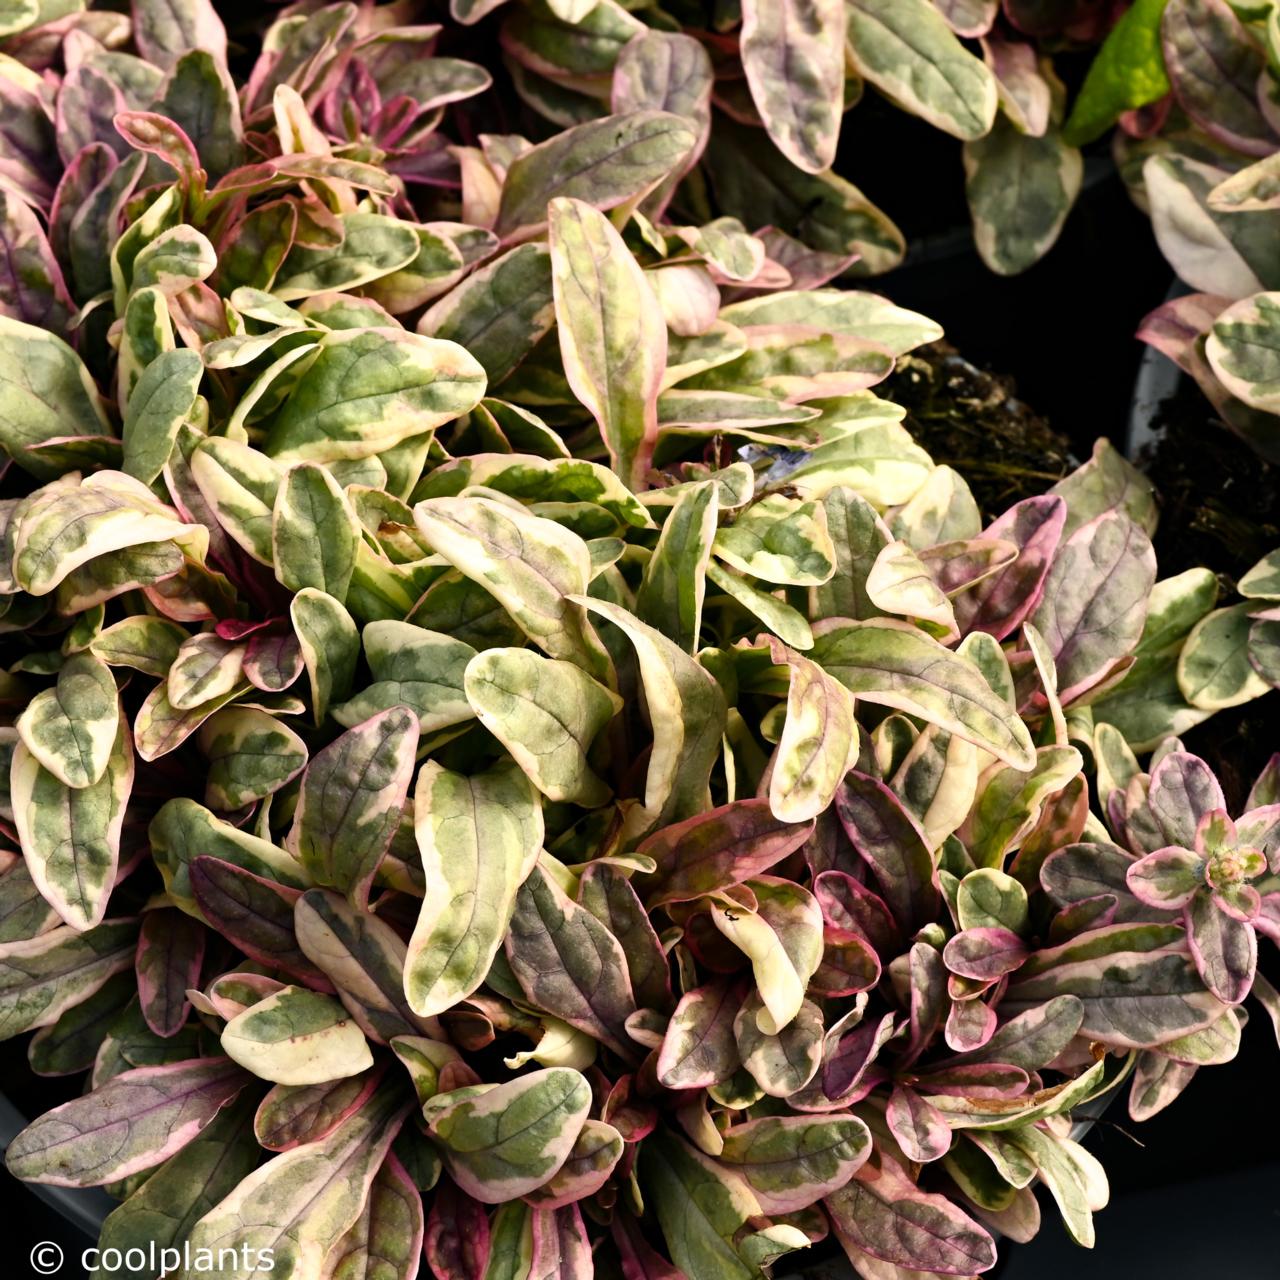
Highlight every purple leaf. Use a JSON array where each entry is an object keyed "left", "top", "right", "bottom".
[
  {"left": 912, "top": 1062, "right": 1030, "bottom": 1098},
  {"left": 821, "top": 1011, "right": 899, "bottom": 1103},
  {"left": 905, "top": 941, "right": 948, "bottom": 1063},
  {"left": 1029, "top": 510, "right": 1156, "bottom": 704},
  {"left": 189, "top": 856, "right": 332, "bottom": 989},
  {"left": 639, "top": 798, "right": 813, "bottom": 907},
  {"left": 506, "top": 864, "right": 640, "bottom": 1062},
  {"left": 425, "top": 1179, "right": 491, "bottom": 1280},
  {"left": 811, "top": 925, "right": 882, "bottom": 997},
  {"left": 813, "top": 869, "right": 900, "bottom": 956},
  {"left": 835, "top": 773, "right": 939, "bottom": 931},
  {"left": 579, "top": 863, "right": 674, "bottom": 1014},
  {"left": 656, "top": 979, "right": 744, "bottom": 1089},
  {"left": 135, "top": 908, "right": 205, "bottom": 1038},
  {"left": 943, "top": 927, "right": 1030, "bottom": 981},
  {"left": 954, "top": 495, "right": 1066, "bottom": 641},
  {"left": 530, "top": 1204, "right": 593, "bottom": 1280},
  {"left": 4, "top": 1057, "right": 249, "bottom": 1186},
  {"left": 1185, "top": 892, "right": 1256, "bottom": 1005},
  {"left": 1147, "top": 752, "right": 1227, "bottom": 849},
  {"left": 886, "top": 1086, "right": 952, "bottom": 1163},
  {"left": 0, "top": 188, "right": 75, "bottom": 331},
  {"left": 254, "top": 1068, "right": 381, "bottom": 1151},
  {"left": 825, "top": 1150, "right": 997, "bottom": 1274},
  {"left": 1162, "top": 0, "right": 1273, "bottom": 157},
  {"left": 944, "top": 995, "right": 998, "bottom": 1052}
]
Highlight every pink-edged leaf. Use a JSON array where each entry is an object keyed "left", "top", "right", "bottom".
[
  {"left": 114, "top": 110, "right": 201, "bottom": 188},
  {"left": 638, "top": 798, "right": 813, "bottom": 908},
  {"left": 942, "top": 994, "right": 1085, "bottom": 1071},
  {"left": 1137, "top": 292, "right": 1230, "bottom": 372},
  {"left": 255, "top": 1068, "right": 382, "bottom": 1151},
  {"left": 1128, "top": 1050, "right": 1197, "bottom": 1121},
  {"left": 203, "top": 971, "right": 287, "bottom": 1022},
  {"left": 1246, "top": 755, "right": 1280, "bottom": 809},
  {"left": 821, "top": 1011, "right": 899, "bottom": 1103},
  {"left": 4, "top": 1056, "right": 249, "bottom": 1186},
  {"left": 1126, "top": 846, "right": 1205, "bottom": 908},
  {"left": 286, "top": 705, "right": 419, "bottom": 911},
  {"left": 1185, "top": 893, "right": 1256, "bottom": 1004},
  {"left": 1040, "top": 841, "right": 1152, "bottom": 922},
  {"left": 656, "top": 979, "right": 744, "bottom": 1089},
  {"left": 942, "top": 927, "right": 1029, "bottom": 981},
  {"left": 602, "top": 1075, "right": 658, "bottom": 1144},
  {"left": 812, "top": 869, "right": 900, "bottom": 956},
  {"left": 1234, "top": 802, "right": 1280, "bottom": 871},
  {"left": 1029, "top": 510, "right": 1156, "bottom": 704},
  {"left": 939, "top": 0, "right": 999, "bottom": 37},
  {"left": 579, "top": 863, "right": 673, "bottom": 1014},
  {"left": 0, "top": 186, "right": 75, "bottom": 331},
  {"left": 135, "top": 908, "right": 205, "bottom": 1037},
  {"left": 506, "top": 864, "right": 639, "bottom": 1062},
  {"left": 905, "top": 942, "right": 948, "bottom": 1063},
  {"left": 1256, "top": 892, "right": 1280, "bottom": 944},
  {"left": 754, "top": 227, "right": 860, "bottom": 290},
  {"left": 1162, "top": 0, "right": 1274, "bottom": 158},
  {"left": 811, "top": 925, "right": 882, "bottom": 997},
  {"left": 953, "top": 495, "right": 1066, "bottom": 641},
  {"left": 886, "top": 1087, "right": 952, "bottom": 1163},
  {"left": 835, "top": 773, "right": 939, "bottom": 931},
  {"left": 244, "top": 629, "right": 304, "bottom": 692},
  {"left": 1147, "top": 751, "right": 1228, "bottom": 849},
  {"left": 1007, "top": 925, "right": 1226, "bottom": 1048},
  {"left": 189, "top": 856, "right": 331, "bottom": 989},
  {"left": 530, "top": 1204, "right": 592, "bottom": 1280},
  {"left": 825, "top": 1150, "right": 997, "bottom": 1275},
  {"left": 718, "top": 1114, "right": 872, "bottom": 1215},
  {"left": 323, "top": 1149, "right": 424, "bottom": 1280},
  {"left": 943, "top": 995, "right": 998, "bottom": 1052},
  {"left": 740, "top": 0, "right": 846, "bottom": 174},
  {"left": 425, "top": 1179, "right": 491, "bottom": 1280},
  {"left": 1252, "top": 972, "right": 1280, "bottom": 1046},
  {"left": 912, "top": 1062, "right": 1030, "bottom": 1098},
  {"left": 524, "top": 1120, "right": 625, "bottom": 1210}
]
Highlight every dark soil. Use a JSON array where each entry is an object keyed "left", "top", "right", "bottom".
[
  {"left": 881, "top": 343, "right": 1076, "bottom": 522},
  {"left": 1140, "top": 380, "right": 1280, "bottom": 585}
]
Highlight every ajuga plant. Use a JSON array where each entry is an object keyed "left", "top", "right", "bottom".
[{"left": 0, "top": 5, "right": 1278, "bottom": 1280}]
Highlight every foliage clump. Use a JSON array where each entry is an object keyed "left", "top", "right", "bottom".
[{"left": 0, "top": 5, "right": 1277, "bottom": 1280}]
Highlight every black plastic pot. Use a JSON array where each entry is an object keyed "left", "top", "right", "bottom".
[{"left": 1125, "top": 280, "right": 1188, "bottom": 462}]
